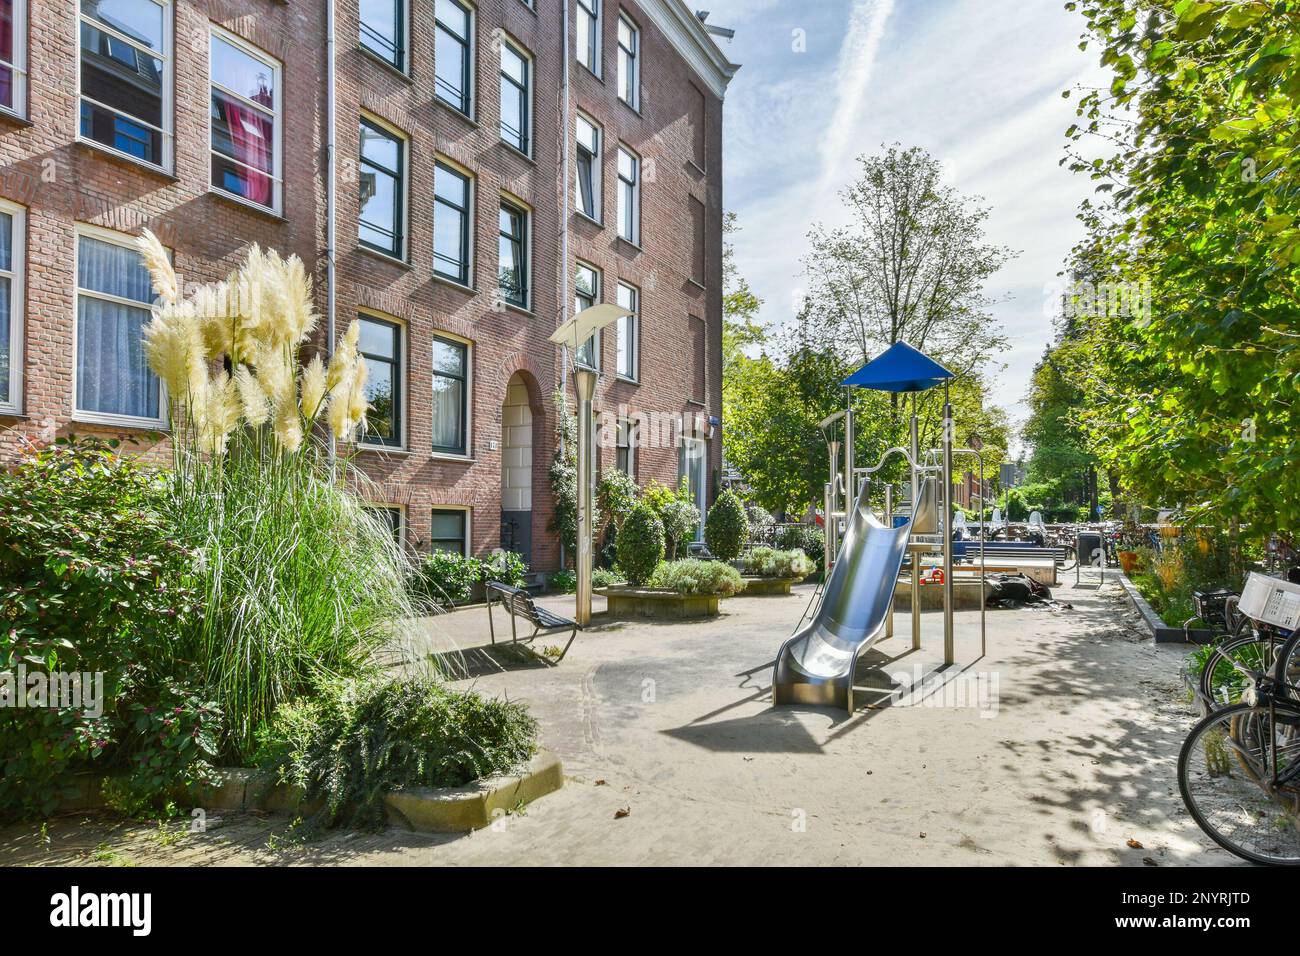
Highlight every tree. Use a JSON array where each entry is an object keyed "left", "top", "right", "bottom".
[
  {"left": 704, "top": 490, "right": 748, "bottom": 561},
  {"left": 799, "top": 145, "right": 1014, "bottom": 380},
  {"left": 1021, "top": 339, "right": 1097, "bottom": 509}
]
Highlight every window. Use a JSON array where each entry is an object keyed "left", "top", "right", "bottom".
[
  {"left": 358, "top": 118, "right": 405, "bottom": 259},
  {"left": 690, "top": 196, "right": 706, "bottom": 285},
  {"left": 434, "top": 0, "right": 472, "bottom": 116},
  {"left": 434, "top": 161, "right": 472, "bottom": 285},
  {"left": 357, "top": 314, "right": 402, "bottom": 447},
  {"left": 616, "top": 281, "right": 638, "bottom": 380},
  {"left": 691, "top": 314, "right": 706, "bottom": 403},
  {"left": 576, "top": 114, "right": 601, "bottom": 220},
  {"left": 79, "top": 0, "right": 171, "bottom": 169},
  {"left": 690, "top": 83, "right": 707, "bottom": 170},
  {"left": 365, "top": 505, "right": 404, "bottom": 546},
  {"left": 209, "top": 28, "right": 281, "bottom": 211},
  {"left": 577, "top": 0, "right": 599, "bottom": 75},
  {"left": 616, "top": 417, "right": 636, "bottom": 476},
  {"left": 75, "top": 229, "right": 164, "bottom": 425},
  {"left": 432, "top": 335, "right": 469, "bottom": 456},
  {"left": 616, "top": 146, "right": 640, "bottom": 244},
  {"left": 499, "top": 39, "right": 530, "bottom": 155},
  {"left": 0, "top": 202, "right": 23, "bottom": 413},
  {"left": 360, "top": 0, "right": 405, "bottom": 71},
  {"left": 430, "top": 508, "right": 468, "bottom": 555},
  {"left": 617, "top": 14, "right": 638, "bottom": 108},
  {"left": 574, "top": 263, "right": 599, "bottom": 370},
  {"left": 0, "top": 0, "right": 27, "bottom": 118},
  {"left": 498, "top": 200, "right": 528, "bottom": 309}
]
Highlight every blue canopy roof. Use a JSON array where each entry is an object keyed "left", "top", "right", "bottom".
[{"left": 841, "top": 341, "right": 954, "bottom": 393}]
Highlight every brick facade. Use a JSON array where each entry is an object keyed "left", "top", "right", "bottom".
[{"left": 0, "top": 0, "right": 735, "bottom": 572}]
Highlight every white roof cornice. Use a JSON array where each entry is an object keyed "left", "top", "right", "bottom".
[{"left": 637, "top": 0, "right": 740, "bottom": 100}]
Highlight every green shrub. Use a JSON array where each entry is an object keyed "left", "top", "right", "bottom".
[
  {"left": 411, "top": 551, "right": 482, "bottom": 605},
  {"left": 256, "top": 677, "right": 538, "bottom": 829},
  {"left": 480, "top": 550, "right": 528, "bottom": 589},
  {"left": 776, "top": 524, "right": 825, "bottom": 569},
  {"left": 648, "top": 559, "right": 746, "bottom": 597},
  {"left": 594, "top": 568, "right": 625, "bottom": 589},
  {"left": 549, "top": 569, "right": 577, "bottom": 593},
  {"left": 0, "top": 436, "right": 218, "bottom": 819},
  {"left": 705, "top": 490, "right": 748, "bottom": 561},
  {"left": 597, "top": 467, "right": 639, "bottom": 533},
  {"left": 643, "top": 478, "right": 700, "bottom": 559},
  {"left": 741, "top": 547, "right": 814, "bottom": 579},
  {"left": 617, "top": 505, "right": 666, "bottom": 586}
]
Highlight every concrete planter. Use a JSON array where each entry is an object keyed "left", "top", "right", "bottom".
[
  {"left": 1114, "top": 569, "right": 1215, "bottom": 644},
  {"left": 58, "top": 752, "right": 564, "bottom": 833},
  {"left": 738, "top": 576, "right": 804, "bottom": 596},
  {"left": 601, "top": 586, "right": 721, "bottom": 619}
]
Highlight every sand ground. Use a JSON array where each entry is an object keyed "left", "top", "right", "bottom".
[{"left": 0, "top": 577, "right": 1238, "bottom": 866}]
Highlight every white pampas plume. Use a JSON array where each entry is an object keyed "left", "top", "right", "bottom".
[
  {"left": 300, "top": 354, "right": 327, "bottom": 420},
  {"left": 345, "top": 356, "right": 369, "bottom": 439},
  {"left": 136, "top": 229, "right": 178, "bottom": 306},
  {"left": 233, "top": 363, "right": 270, "bottom": 426}
]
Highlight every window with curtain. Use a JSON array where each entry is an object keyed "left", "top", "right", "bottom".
[
  {"left": 432, "top": 335, "right": 468, "bottom": 456},
  {"left": 434, "top": 161, "right": 472, "bottom": 285},
  {"left": 79, "top": 0, "right": 170, "bottom": 168},
  {"left": 577, "top": 0, "right": 599, "bottom": 75},
  {"left": 617, "top": 15, "right": 639, "bottom": 108},
  {"left": 616, "top": 282, "right": 638, "bottom": 380},
  {"left": 617, "top": 146, "right": 639, "bottom": 244},
  {"left": 0, "top": 206, "right": 20, "bottom": 411},
  {"left": 359, "top": 118, "right": 404, "bottom": 258},
  {"left": 210, "top": 29, "right": 280, "bottom": 211},
  {"left": 574, "top": 263, "right": 599, "bottom": 370},
  {"left": 434, "top": 0, "right": 472, "bottom": 116},
  {"left": 76, "top": 232, "right": 162, "bottom": 423},
  {"left": 360, "top": 0, "right": 404, "bottom": 71},
  {"left": 499, "top": 40, "right": 530, "bottom": 155},
  {"left": 358, "top": 314, "right": 402, "bottom": 447},
  {"left": 430, "top": 509, "right": 468, "bottom": 555},
  {"left": 0, "top": 0, "right": 27, "bottom": 117},
  {"left": 576, "top": 114, "right": 600, "bottom": 220},
  {"left": 498, "top": 201, "right": 528, "bottom": 308}
]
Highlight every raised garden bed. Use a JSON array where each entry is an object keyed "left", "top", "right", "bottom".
[
  {"left": 1115, "top": 569, "right": 1216, "bottom": 644},
  {"left": 738, "top": 576, "right": 804, "bottom": 596},
  {"left": 600, "top": 586, "right": 720, "bottom": 619}
]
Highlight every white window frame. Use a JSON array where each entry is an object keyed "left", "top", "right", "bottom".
[
  {"left": 76, "top": 0, "right": 174, "bottom": 172},
  {"left": 616, "top": 417, "right": 637, "bottom": 477},
  {"left": 574, "top": 260, "right": 601, "bottom": 372},
  {"left": 431, "top": 330, "right": 474, "bottom": 460},
  {"left": 358, "top": 111, "right": 410, "bottom": 262},
  {"left": 356, "top": 309, "right": 408, "bottom": 451},
  {"left": 430, "top": 504, "right": 472, "bottom": 556},
  {"left": 575, "top": 112, "right": 602, "bottom": 222},
  {"left": 577, "top": 0, "right": 600, "bottom": 77},
  {"left": 208, "top": 25, "right": 284, "bottom": 214},
  {"left": 434, "top": 0, "right": 475, "bottom": 118},
  {"left": 616, "top": 145, "right": 640, "bottom": 245},
  {"left": 498, "top": 35, "right": 533, "bottom": 158},
  {"left": 0, "top": 0, "right": 27, "bottom": 120},
  {"left": 616, "top": 280, "right": 639, "bottom": 382},
  {"left": 72, "top": 223, "right": 168, "bottom": 429},
  {"left": 0, "top": 199, "right": 24, "bottom": 414},
  {"left": 617, "top": 13, "right": 639, "bottom": 110}
]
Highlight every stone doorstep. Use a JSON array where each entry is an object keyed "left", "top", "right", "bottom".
[{"left": 59, "top": 751, "right": 564, "bottom": 833}]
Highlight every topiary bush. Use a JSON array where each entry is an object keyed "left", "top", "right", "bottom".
[
  {"left": 617, "top": 504, "right": 665, "bottom": 586},
  {"left": 705, "top": 490, "right": 748, "bottom": 562},
  {"left": 255, "top": 677, "right": 538, "bottom": 830},
  {"left": 648, "top": 559, "right": 746, "bottom": 597},
  {"left": 643, "top": 478, "right": 700, "bottom": 559}
]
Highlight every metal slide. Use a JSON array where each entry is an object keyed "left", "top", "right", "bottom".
[{"left": 773, "top": 477, "right": 938, "bottom": 712}]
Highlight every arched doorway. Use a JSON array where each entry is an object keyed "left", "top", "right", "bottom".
[{"left": 500, "top": 372, "right": 534, "bottom": 565}]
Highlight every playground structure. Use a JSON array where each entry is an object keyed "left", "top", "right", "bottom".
[{"left": 773, "top": 342, "right": 988, "bottom": 714}]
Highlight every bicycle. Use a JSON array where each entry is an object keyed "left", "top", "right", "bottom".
[{"left": 1179, "top": 583, "right": 1300, "bottom": 865}]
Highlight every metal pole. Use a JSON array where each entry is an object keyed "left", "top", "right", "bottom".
[
  {"left": 978, "top": 457, "right": 986, "bottom": 658},
  {"left": 325, "top": 0, "right": 337, "bottom": 466},
  {"left": 822, "top": 482, "right": 834, "bottom": 579},
  {"left": 910, "top": 394, "right": 921, "bottom": 651},
  {"left": 826, "top": 439, "right": 840, "bottom": 567},
  {"left": 574, "top": 368, "right": 597, "bottom": 626},
  {"left": 884, "top": 483, "right": 894, "bottom": 640},
  {"left": 942, "top": 384, "right": 954, "bottom": 666},
  {"left": 843, "top": 389, "right": 855, "bottom": 524}
]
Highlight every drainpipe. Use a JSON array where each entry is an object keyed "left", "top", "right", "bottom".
[{"left": 325, "top": 0, "right": 338, "bottom": 464}]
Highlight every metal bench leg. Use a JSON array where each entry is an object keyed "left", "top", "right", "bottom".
[
  {"left": 553, "top": 625, "right": 578, "bottom": 663},
  {"left": 487, "top": 594, "right": 497, "bottom": 647}
]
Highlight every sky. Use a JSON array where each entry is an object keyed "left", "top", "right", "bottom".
[{"left": 701, "top": 0, "right": 1109, "bottom": 451}]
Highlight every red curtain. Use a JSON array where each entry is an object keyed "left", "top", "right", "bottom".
[{"left": 220, "top": 96, "right": 273, "bottom": 206}]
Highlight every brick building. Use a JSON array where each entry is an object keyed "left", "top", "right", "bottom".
[{"left": 0, "top": 0, "right": 736, "bottom": 572}]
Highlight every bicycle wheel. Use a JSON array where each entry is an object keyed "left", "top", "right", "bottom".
[
  {"left": 1273, "top": 630, "right": 1300, "bottom": 698},
  {"left": 1199, "top": 621, "right": 1286, "bottom": 708},
  {"left": 1178, "top": 703, "right": 1300, "bottom": 865}
]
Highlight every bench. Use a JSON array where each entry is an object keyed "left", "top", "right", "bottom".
[
  {"left": 486, "top": 582, "right": 580, "bottom": 664},
  {"left": 953, "top": 542, "right": 1070, "bottom": 565}
]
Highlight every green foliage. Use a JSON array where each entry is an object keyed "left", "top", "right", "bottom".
[
  {"left": 1061, "top": 0, "right": 1300, "bottom": 534},
  {"left": 704, "top": 490, "right": 748, "bottom": 561},
  {"left": 550, "top": 568, "right": 624, "bottom": 593},
  {"left": 648, "top": 560, "right": 746, "bottom": 597},
  {"left": 776, "top": 524, "right": 826, "bottom": 569},
  {"left": 597, "top": 468, "right": 639, "bottom": 534},
  {"left": 256, "top": 677, "right": 538, "bottom": 830},
  {"left": 0, "top": 437, "right": 217, "bottom": 820},
  {"left": 741, "top": 547, "right": 814, "bottom": 579},
  {"left": 642, "top": 478, "right": 700, "bottom": 559},
  {"left": 617, "top": 505, "right": 666, "bottom": 586},
  {"left": 480, "top": 550, "right": 528, "bottom": 589},
  {"left": 547, "top": 392, "right": 600, "bottom": 562},
  {"left": 1021, "top": 343, "right": 1098, "bottom": 508},
  {"left": 411, "top": 551, "right": 481, "bottom": 605}
]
